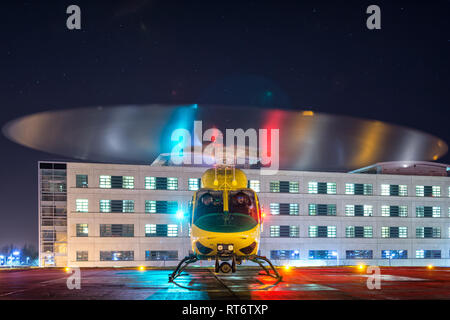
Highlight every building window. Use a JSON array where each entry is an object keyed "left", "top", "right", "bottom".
[
  {"left": 270, "top": 182, "right": 280, "bottom": 193},
  {"left": 122, "top": 176, "right": 134, "bottom": 189},
  {"left": 145, "top": 224, "right": 178, "bottom": 237},
  {"left": 76, "top": 251, "right": 88, "bottom": 261},
  {"left": 248, "top": 180, "right": 260, "bottom": 192},
  {"left": 345, "top": 205, "right": 373, "bottom": 216},
  {"left": 145, "top": 177, "right": 178, "bottom": 190},
  {"left": 381, "top": 226, "right": 408, "bottom": 238},
  {"left": 309, "top": 250, "right": 337, "bottom": 260},
  {"left": 416, "top": 250, "right": 441, "bottom": 259},
  {"left": 270, "top": 203, "right": 299, "bottom": 215},
  {"left": 416, "top": 206, "right": 441, "bottom": 218},
  {"left": 100, "top": 224, "right": 134, "bottom": 237},
  {"left": 99, "top": 175, "right": 111, "bottom": 188},
  {"left": 100, "top": 200, "right": 111, "bottom": 213},
  {"left": 188, "top": 178, "right": 201, "bottom": 191},
  {"left": 75, "top": 199, "right": 88, "bottom": 213},
  {"left": 381, "top": 184, "right": 408, "bottom": 196},
  {"left": 345, "top": 183, "right": 373, "bottom": 195},
  {"left": 270, "top": 250, "right": 300, "bottom": 260},
  {"left": 381, "top": 205, "right": 408, "bottom": 217},
  {"left": 270, "top": 181, "right": 298, "bottom": 193},
  {"left": 76, "top": 224, "right": 88, "bottom": 237},
  {"left": 416, "top": 227, "right": 440, "bottom": 238},
  {"left": 269, "top": 225, "right": 298, "bottom": 237},
  {"left": 100, "top": 251, "right": 134, "bottom": 261},
  {"left": 270, "top": 226, "right": 280, "bottom": 237},
  {"left": 76, "top": 175, "right": 88, "bottom": 188},
  {"left": 346, "top": 250, "right": 373, "bottom": 259},
  {"left": 99, "top": 200, "right": 134, "bottom": 213},
  {"left": 167, "top": 177, "right": 178, "bottom": 190},
  {"left": 145, "top": 177, "right": 156, "bottom": 190},
  {"left": 381, "top": 250, "right": 407, "bottom": 259},
  {"left": 145, "top": 200, "right": 178, "bottom": 214},
  {"left": 308, "top": 204, "right": 336, "bottom": 216},
  {"left": 308, "top": 182, "right": 336, "bottom": 194},
  {"left": 416, "top": 185, "right": 440, "bottom": 197},
  {"left": 345, "top": 226, "right": 373, "bottom": 238},
  {"left": 145, "top": 250, "right": 178, "bottom": 261},
  {"left": 308, "top": 226, "right": 336, "bottom": 238}
]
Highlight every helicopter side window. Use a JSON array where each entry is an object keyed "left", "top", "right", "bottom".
[
  {"left": 229, "top": 190, "right": 257, "bottom": 219},
  {"left": 194, "top": 191, "right": 223, "bottom": 221}
]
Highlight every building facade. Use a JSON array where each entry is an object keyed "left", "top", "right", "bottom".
[{"left": 38, "top": 161, "right": 450, "bottom": 267}]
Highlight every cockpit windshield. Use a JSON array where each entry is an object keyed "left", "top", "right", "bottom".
[
  {"left": 194, "top": 190, "right": 224, "bottom": 221},
  {"left": 228, "top": 190, "right": 258, "bottom": 220},
  {"left": 193, "top": 189, "right": 259, "bottom": 233}
]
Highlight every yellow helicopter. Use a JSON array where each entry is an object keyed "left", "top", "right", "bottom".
[{"left": 169, "top": 166, "right": 282, "bottom": 282}]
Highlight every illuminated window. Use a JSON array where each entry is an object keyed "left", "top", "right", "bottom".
[
  {"left": 308, "top": 226, "right": 336, "bottom": 238},
  {"left": 416, "top": 206, "right": 441, "bottom": 217},
  {"left": 416, "top": 185, "right": 441, "bottom": 197},
  {"left": 76, "top": 175, "right": 88, "bottom": 188},
  {"left": 145, "top": 177, "right": 156, "bottom": 190},
  {"left": 76, "top": 251, "right": 88, "bottom": 261},
  {"left": 99, "top": 200, "right": 134, "bottom": 213},
  {"left": 309, "top": 204, "right": 336, "bottom": 216},
  {"left": 145, "top": 224, "right": 177, "bottom": 237},
  {"left": 145, "top": 200, "right": 177, "bottom": 214},
  {"left": 270, "top": 182, "right": 280, "bottom": 193},
  {"left": 270, "top": 203, "right": 280, "bottom": 215},
  {"left": 346, "top": 226, "right": 373, "bottom": 238},
  {"left": 416, "top": 227, "right": 440, "bottom": 238},
  {"left": 100, "top": 251, "right": 134, "bottom": 261},
  {"left": 270, "top": 203, "right": 299, "bottom": 215},
  {"left": 248, "top": 180, "right": 260, "bottom": 192},
  {"left": 76, "top": 224, "right": 88, "bottom": 237},
  {"left": 122, "top": 176, "right": 134, "bottom": 189},
  {"left": 308, "top": 182, "right": 318, "bottom": 194},
  {"left": 415, "top": 250, "right": 441, "bottom": 259},
  {"left": 345, "top": 183, "right": 373, "bottom": 195},
  {"left": 188, "top": 178, "right": 201, "bottom": 191},
  {"left": 122, "top": 200, "right": 134, "bottom": 213},
  {"left": 167, "top": 224, "right": 178, "bottom": 237},
  {"left": 309, "top": 250, "right": 337, "bottom": 260},
  {"left": 270, "top": 181, "right": 298, "bottom": 193},
  {"left": 381, "top": 205, "right": 408, "bottom": 217},
  {"left": 289, "top": 203, "right": 299, "bottom": 216},
  {"left": 75, "top": 199, "right": 88, "bottom": 213},
  {"left": 381, "top": 250, "right": 407, "bottom": 259},
  {"left": 290, "top": 226, "right": 300, "bottom": 237},
  {"left": 145, "top": 200, "right": 156, "bottom": 213},
  {"left": 270, "top": 250, "right": 300, "bottom": 260},
  {"left": 289, "top": 182, "right": 299, "bottom": 193},
  {"left": 269, "top": 225, "right": 298, "bottom": 237},
  {"left": 270, "top": 226, "right": 280, "bottom": 237},
  {"left": 167, "top": 178, "right": 178, "bottom": 190},
  {"left": 100, "top": 200, "right": 110, "bottom": 213},
  {"left": 381, "top": 226, "right": 407, "bottom": 238},
  {"left": 99, "top": 175, "right": 111, "bottom": 188},
  {"left": 346, "top": 250, "right": 373, "bottom": 259},
  {"left": 381, "top": 184, "right": 408, "bottom": 196},
  {"left": 345, "top": 204, "right": 373, "bottom": 216},
  {"left": 308, "top": 182, "right": 336, "bottom": 194}
]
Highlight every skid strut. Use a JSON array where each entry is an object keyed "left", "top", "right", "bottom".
[
  {"left": 168, "top": 254, "right": 198, "bottom": 282},
  {"left": 250, "top": 255, "right": 282, "bottom": 281}
]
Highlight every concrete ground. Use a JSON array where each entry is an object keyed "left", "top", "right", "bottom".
[{"left": 0, "top": 266, "right": 449, "bottom": 300}]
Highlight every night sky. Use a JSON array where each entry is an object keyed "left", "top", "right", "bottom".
[{"left": 0, "top": 0, "right": 449, "bottom": 248}]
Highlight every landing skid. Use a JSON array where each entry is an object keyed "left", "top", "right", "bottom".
[
  {"left": 168, "top": 254, "right": 198, "bottom": 282},
  {"left": 168, "top": 254, "right": 282, "bottom": 282}
]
